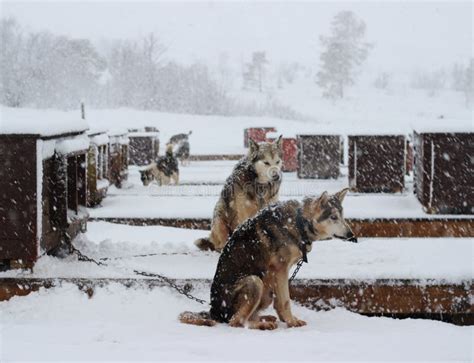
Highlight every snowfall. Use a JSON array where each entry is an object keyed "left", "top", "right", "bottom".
[{"left": 1, "top": 87, "right": 473, "bottom": 361}]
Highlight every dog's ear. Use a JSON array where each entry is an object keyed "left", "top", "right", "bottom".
[
  {"left": 335, "top": 188, "right": 349, "bottom": 203},
  {"left": 313, "top": 191, "right": 329, "bottom": 210},
  {"left": 248, "top": 138, "right": 259, "bottom": 155},
  {"left": 275, "top": 135, "right": 283, "bottom": 149}
]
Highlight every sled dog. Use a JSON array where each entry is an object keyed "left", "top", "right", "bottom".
[
  {"left": 139, "top": 144, "right": 179, "bottom": 186},
  {"left": 168, "top": 130, "right": 192, "bottom": 145},
  {"left": 195, "top": 136, "right": 283, "bottom": 252},
  {"left": 175, "top": 140, "right": 190, "bottom": 166},
  {"left": 180, "top": 189, "right": 357, "bottom": 329}
]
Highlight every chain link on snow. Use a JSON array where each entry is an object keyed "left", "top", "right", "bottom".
[
  {"left": 289, "top": 259, "right": 304, "bottom": 283},
  {"left": 70, "top": 245, "right": 208, "bottom": 305}
]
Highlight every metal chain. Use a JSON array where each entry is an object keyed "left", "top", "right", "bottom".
[
  {"left": 289, "top": 259, "right": 304, "bottom": 283},
  {"left": 70, "top": 245, "right": 207, "bottom": 305},
  {"left": 99, "top": 252, "right": 188, "bottom": 261}
]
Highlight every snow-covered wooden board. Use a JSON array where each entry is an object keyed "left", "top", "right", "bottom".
[{"left": 2, "top": 222, "right": 472, "bottom": 282}]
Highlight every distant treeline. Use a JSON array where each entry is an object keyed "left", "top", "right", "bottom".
[{"left": 0, "top": 18, "right": 308, "bottom": 120}]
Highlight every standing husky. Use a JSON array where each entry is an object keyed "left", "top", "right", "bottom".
[
  {"left": 195, "top": 137, "right": 283, "bottom": 252},
  {"left": 180, "top": 189, "right": 357, "bottom": 329},
  {"left": 139, "top": 144, "right": 179, "bottom": 186}
]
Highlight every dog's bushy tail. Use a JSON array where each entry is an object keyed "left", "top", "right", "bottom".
[
  {"left": 194, "top": 237, "right": 215, "bottom": 251},
  {"left": 179, "top": 311, "right": 216, "bottom": 327}
]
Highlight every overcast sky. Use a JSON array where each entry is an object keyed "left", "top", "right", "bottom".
[{"left": 1, "top": 1, "right": 472, "bottom": 72}]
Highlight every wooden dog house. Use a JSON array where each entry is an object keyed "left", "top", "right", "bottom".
[
  {"left": 87, "top": 130, "right": 109, "bottom": 207},
  {"left": 348, "top": 134, "right": 406, "bottom": 193},
  {"left": 413, "top": 130, "right": 473, "bottom": 214},
  {"left": 0, "top": 117, "right": 89, "bottom": 268},
  {"left": 128, "top": 130, "right": 160, "bottom": 166},
  {"left": 297, "top": 134, "right": 341, "bottom": 179},
  {"left": 108, "top": 130, "right": 129, "bottom": 188}
]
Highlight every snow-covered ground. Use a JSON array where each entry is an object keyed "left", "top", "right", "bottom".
[
  {"left": 1, "top": 282, "right": 472, "bottom": 362},
  {"left": 1, "top": 221, "right": 472, "bottom": 361},
  {"left": 91, "top": 162, "right": 471, "bottom": 220},
  {"left": 2, "top": 222, "right": 472, "bottom": 282}
]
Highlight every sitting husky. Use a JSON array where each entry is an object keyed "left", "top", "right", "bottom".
[
  {"left": 195, "top": 136, "right": 283, "bottom": 252},
  {"left": 180, "top": 189, "right": 357, "bottom": 329},
  {"left": 139, "top": 144, "right": 179, "bottom": 186}
]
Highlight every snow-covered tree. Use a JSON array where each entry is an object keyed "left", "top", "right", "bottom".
[
  {"left": 243, "top": 51, "right": 268, "bottom": 92},
  {"left": 452, "top": 59, "right": 473, "bottom": 105},
  {"left": 316, "top": 11, "right": 371, "bottom": 99}
]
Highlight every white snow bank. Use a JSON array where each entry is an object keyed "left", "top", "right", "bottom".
[
  {"left": 0, "top": 106, "right": 88, "bottom": 136},
  {"left": 0, "top": 283, "right": 471, "bottom": 361},
  {"left": 88, "top": 132, "right": 109, "bottom": 146}
]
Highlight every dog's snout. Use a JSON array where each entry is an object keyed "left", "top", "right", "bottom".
[
  {"left": 346, "top": 231, "right": 358, "bottom": 243},
  {"left": 272, "top": 173, "right": 281, "bottom": 181}
]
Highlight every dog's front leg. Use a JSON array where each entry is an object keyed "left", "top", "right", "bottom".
[{"left": 273, "top": 269, "right": 307, "bottom": 328}]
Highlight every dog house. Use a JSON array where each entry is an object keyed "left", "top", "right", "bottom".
[
  {"left": 244, "top": 127, "right": 276, "bottom": 147},
  {"left": 348, "top": 134, "right": 406, "bottom": 193},
  {"left": 87, "top": 130, "right": 109, "bottom": 207},
  {"left": 413, "top": 130, "right": 473, "bottom": 214},
  {"left": 267, "top": 132, "right": 298, "bottom": 172},
  {"left": 297, "top": 134, "right": 341, "bottom": 179},
  {"left": 0, "top": 116, "right": 89, "bottom": 268},
  {"left": 128, "top": 130, "right": 160, "bottom": 166},
  {"left": 108, "top": 130, "right": 129, "bottom": 188}
]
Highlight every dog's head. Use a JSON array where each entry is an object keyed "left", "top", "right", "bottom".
[
  {"left": 304, "top": 188, "right": 357, "bottom": 243},
  {"left": 248, "top": 136, "right": 283, "bottom": 183},
  {"left": 139, "top": 169, "right": 154, "bottom": 186}
]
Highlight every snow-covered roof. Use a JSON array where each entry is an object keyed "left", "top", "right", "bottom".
[
  {"left": 128, "top": 131, "right": 160, "bottom": 137},
  {"left": 413, "top": 121, "right": 473, "bottom": 134},
  {"left": 0, "top": 107, "right": 88, "bottom": 137}
]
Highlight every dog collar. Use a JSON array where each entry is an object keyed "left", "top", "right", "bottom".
[{"left": 295, "top": 208, "right": 315, "bottom": 263}]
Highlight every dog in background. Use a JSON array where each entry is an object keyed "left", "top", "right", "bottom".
[
  {"left": 180, "top": 189, "right": 357, "bottom": 329},
  {"left": 168, "top": 131, "right": 192, "bottom": 166},
  {"left": 139, "top": 144, "right": 179, "bottom": 186},
  {"left": 195, "top": 136, "right": 283, "bottom": 252},
  {"left": 175, "top": 140, "right": 190, "bottom": 166},
  {"left": 168, "top": 130, "right": 192, "bottom": 145}
]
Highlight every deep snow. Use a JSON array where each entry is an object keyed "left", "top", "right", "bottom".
[{"left": 1, "top": 283, "right": 472, "bottom": 361}]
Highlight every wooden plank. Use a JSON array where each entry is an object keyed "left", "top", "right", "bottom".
[
  {"left": 189, "top": 154, "right": 244, "bottom": 161},
  {"left": 0, "top": 277, "right": 471, "bottom": 325},
  {"left": 88, "top": 217, "right": 474, "bottom": 237}
]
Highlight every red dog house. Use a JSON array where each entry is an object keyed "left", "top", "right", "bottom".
[
  {"left": 267, "top": 132, "right": 298, "bottom": 172},
  {"left": 244, "top": 127, "right": 276, "bottom": 147}
]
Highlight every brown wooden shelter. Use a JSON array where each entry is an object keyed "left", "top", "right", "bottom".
[
  {"left": 0, "top": 129, "right": 89, "bottom": 268},
  {"left": 297, "top": 134, "right": 341, "bottom": 179},
  {"left": 108, "top": 130, "right": 129, "bottom": 188},
  {"left": 128, "top": 131, "right": 160, "bottom": 166},
  {"left": 87, "top": 130, "right": 109, "bottom": 207},
  {"left": 413, "top": 131, "right": 473, "bottom": 214},
  {"left": 348, "top": 134, "right": 406, "bottom": 193}
]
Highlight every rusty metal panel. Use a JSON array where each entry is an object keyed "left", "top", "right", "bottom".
[
  {"left": 297, "top": 135, "right": 341, "bottom": 179},
  {"left": 349, "top": 135, "right": 405, "bottom": 193},
  {"left": 0, "top": 136, "right": 37, "bottom": 261}
]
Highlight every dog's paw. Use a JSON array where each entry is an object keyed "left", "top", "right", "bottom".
[
  {"left": 286, "top": 318, "right": 307, "bottom": 328},
  {"left": 258, "top": 315, "right": 278, "bottom": 323},
  {"left": 248, "top": 321, "right": 278, "bottom": 330}
]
